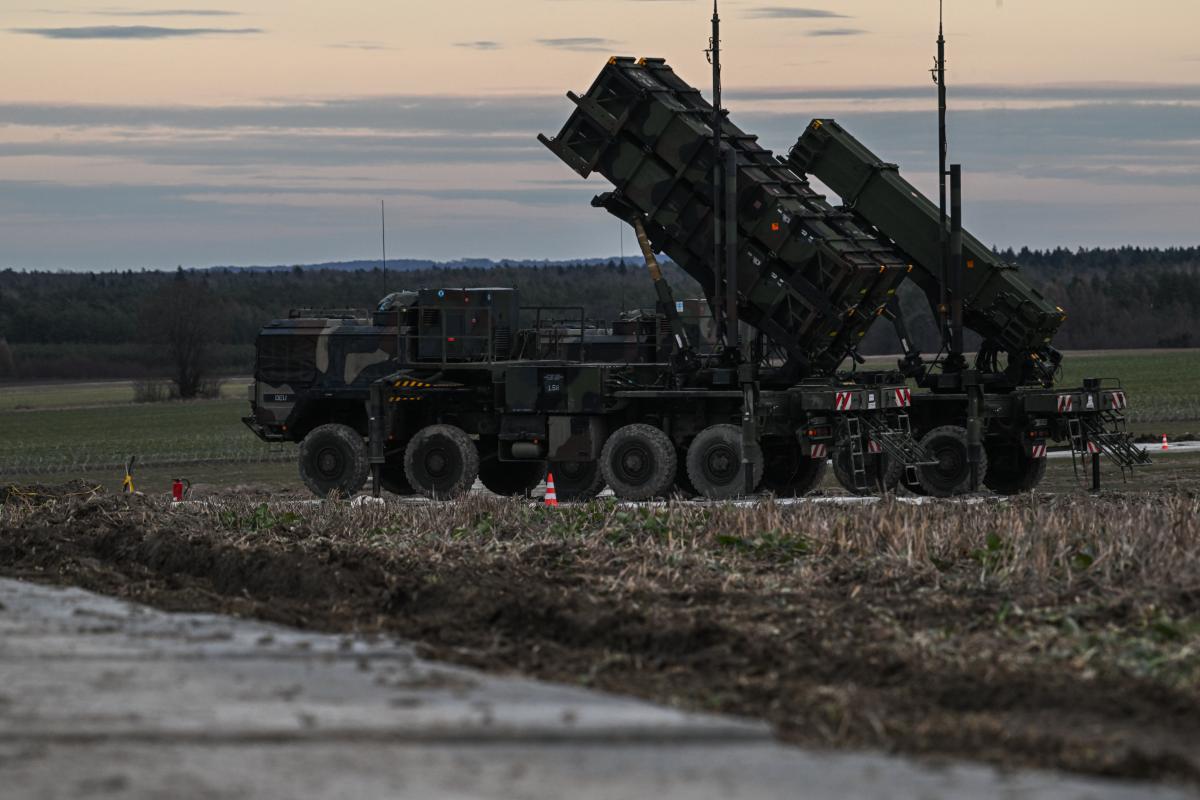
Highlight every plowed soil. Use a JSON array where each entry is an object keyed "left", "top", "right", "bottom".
[{"left": 2, "top": 484, "right": 1198, "bottom": 785}]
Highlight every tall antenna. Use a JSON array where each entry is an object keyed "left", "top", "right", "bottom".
[
  {"left": 706, "top": 0, "right": 725, "bottom": 341},
  {"left": 932, "top": 0, "right": 949, "bottom": 349},
  {"left": 380, "top": 199, "right": 387, "bottom": 296}
]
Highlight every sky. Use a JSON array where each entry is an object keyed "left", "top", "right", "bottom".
[{"left": 2, "top": 0, "right": 1200, "bottom": 270}]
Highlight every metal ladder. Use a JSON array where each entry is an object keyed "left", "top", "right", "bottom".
[
  {"left": 838, "top": 415, "right": 869, "bottom": 492},
  {"left": 1067, "top": 417, "right": 1086, "bottom": 454},
  {"left": 858, "top": 412, "right": 936, "bottom": 485},
  {"left": 1082, "top": 413, "right": 1153, "bottom": 469}
]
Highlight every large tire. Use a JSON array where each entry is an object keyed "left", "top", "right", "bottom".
[
  {"left": 883, "top": 456, "right": 926, "bottom": 496},
  {"left": 673, "top": 451, "right": 698, "bottom": 499},
  {"left": 984, "top": 441, "right": 1046, "bottom": 495},
  {"left": 548, "top": 460, "right": 604, "bottom": 501},
  {"left": 378, "top": 458, "right": 414, "bottom": 496},
  {"left": 404, "top": 424, "right": 479, "bottom": 500},
  {"left": 299, "top": 423, "right": 370, "bottom": 499},
  {"left": 831, "top": 444, "right": 893, "bottom": 496},
  {"left": 479, "top": 455, "right": 544, "bottom": 497},
  {"left": 600, "top": 423, "right": 677, "bottom": 501},
  {"left": 760, "top": 440, "right": 826, "bottom": 497},
  {"left": 686, "top": 424, "right": 763, "bottom": 500},
  {"left": 917, "top": 425, "right": 986, "bottom": 497}
]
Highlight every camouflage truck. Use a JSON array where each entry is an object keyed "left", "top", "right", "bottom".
[
  {"left": 245, "top": 57, "right": 1149, "bottom": 500},
  {"left": 246, "top": 284, "right": 920, "bottom": 500}
]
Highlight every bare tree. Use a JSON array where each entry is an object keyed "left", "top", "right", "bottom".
[
  {"left": 140, "top": 269, "right": 225, "bottom": 399},
  {"left": 0, "top": 336, "right": 14, "bottom": 379}
]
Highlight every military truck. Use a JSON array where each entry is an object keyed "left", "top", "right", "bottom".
[
  {"left": 244, "top": 56, "right": 1148, "bottom": 500},
  {"left": 245, "top": 283, "right": 922, "bottom": 500}
]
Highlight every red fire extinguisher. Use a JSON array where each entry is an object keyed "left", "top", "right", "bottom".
[{"left": 172, "top": 478, "right": 190, "bottom": 502}]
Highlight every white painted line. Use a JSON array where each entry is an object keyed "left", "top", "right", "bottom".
[{"left": 1046, "top": 441, "right": 1199, "bottom": 460}]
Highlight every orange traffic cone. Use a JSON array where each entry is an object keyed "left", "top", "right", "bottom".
[
  {"left": 1162, "top": 434, "right": 1169, "bottom": 451},
  {"left": 544, "top": 472, "right": 559, "bottom": 507}
]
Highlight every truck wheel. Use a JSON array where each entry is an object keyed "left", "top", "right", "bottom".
[
  {"left": 686, "top": 424, "right": 762, "bottom": 500},
  {"left": 479, "top": 456, "right": 544, "bottom": 497},
  {"left": 404, "top": 424, "right": 479, "bottom": 500},
  {"left": 548, "top": 460, "right": 604, "bottom": 501},
  {"left": 299, "top": 423, "right": 370, "bottom": 499},
  {"left": 883, "top": 457, "right": 926, "bottom": 496},
  {"left": 600, "top": 424, "right": 677, "bottom": 501},
  {"left": 760, "top": 440, "right": 826, "bottom": 497},
  {"left": 378, "top": 459, "right": 414, "bottom": 496},
  {"left": 983, "top": 442, "right": 1046, "bottom": 495},
  {"left": 673, "top": 450, "right": 698, "bottom": 499},
  {"left": 831, "top": 444, "right": 897, "bottom": 496},
  {"left": 917, "top": 425, "right": 986, "bottom": 497}
]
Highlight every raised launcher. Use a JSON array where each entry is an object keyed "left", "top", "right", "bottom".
[
  {"left": 539, "top": 57, "right": 912, "bottom": 380},
  {"left": 787, "top": 119, "right": 1065, "bottom": 388},
  {"left": 787, "top": 117, "right": 1151, "bottom": 485}
]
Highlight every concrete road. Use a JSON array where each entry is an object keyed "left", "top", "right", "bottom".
[{"left": 0, "top": 578, "right": 1188, "bottom": 800}]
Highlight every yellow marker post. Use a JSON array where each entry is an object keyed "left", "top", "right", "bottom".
[{"left": 122, "top": 456, "right": 136, "bottom": 494}]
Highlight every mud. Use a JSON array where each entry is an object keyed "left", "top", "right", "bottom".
[{"left": 1, "top": 488, "right": 1197, "bottom": 785}]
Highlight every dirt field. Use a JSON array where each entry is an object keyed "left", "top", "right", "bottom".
[{"left": 2, "top": 484, "right": 1197, "bottom": 786}]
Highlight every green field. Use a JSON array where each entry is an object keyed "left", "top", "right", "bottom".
[
  {"left": 1, "top": 350, "right": 1197, "bottom": 493},
  {"left": 1056, "top": 349, "right": 1200, "bottom": 435},
  {"left": 0, "top": 378, "right": 247, "bottom": 411},
  {"left": 1, "top": 379, "right": 287, "bottom": 482}
]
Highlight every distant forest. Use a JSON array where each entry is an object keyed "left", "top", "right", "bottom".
[{"left": 1, "top": 244, "right": 1198, "bottom": 380}]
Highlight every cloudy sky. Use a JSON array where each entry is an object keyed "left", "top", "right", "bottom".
[{"left": 3, "top": 0, "right": 1199, "bottom": 270}]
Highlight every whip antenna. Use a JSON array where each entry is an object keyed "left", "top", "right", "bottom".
[{"left": 380, "top": 199, "right": 387, "bottom": 296}]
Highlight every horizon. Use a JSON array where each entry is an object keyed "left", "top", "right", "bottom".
[
  {"left": 9, "top": 240, "right": 1200, "bottom": 275},
  {"left": 3, "top": 0, "right": 1200, "bottom": 270}
]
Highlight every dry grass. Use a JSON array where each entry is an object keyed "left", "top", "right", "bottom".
[
  {"left": 2, "top": 487, "right": 1199, "bottom": 782},
  {"left": 128, "top": 491, "right": 1199, "bottom": 598}
]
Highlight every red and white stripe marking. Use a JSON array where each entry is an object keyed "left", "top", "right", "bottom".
[
  {"left": 810, "top": 443, "right": 828, "bottom": 459},
  {"left": 1030, "top": 443, "right": 1047, "bottom": 459},
  {"left": 894, "top": 387, "right": 912, "bottom": 407},
  {"left": 1086, "top": 441, "right": 1101, "bottom": 455},
  {"left": 834, "top": 391, "right": 855, "bottom": 411},
  {"left": 1110, "top": 390, "right": 1127, "bottom": 409},
  {"left": 1057, "top": 394, "right": 1074, "bottom": 413},
  {"left": 867, "top": 439, "right": 883, "bottom": 454}
]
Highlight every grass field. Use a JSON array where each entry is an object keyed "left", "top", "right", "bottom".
[
  {"left": 0, "top": 378, "right": 247, "bottom": 411},
  {"left": 1057, "top": 349, "right": 1200, "bottom": 433},
  {"left": 0, "top": 379, "right": 286, "bottom": 479}
]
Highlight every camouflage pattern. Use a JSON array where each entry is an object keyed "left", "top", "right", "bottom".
[
  {"left": 547, "top": 414, "right": 605, "bottom": 461},
  {"left": 247, "top": 315, "right": 399, "bottom": 438},
  {"left": 788, "top": 119, "right": 1065, "bottom": 369},
  {"left": 539, "top": 57, "right": 911, "bottom": 377},
  {"left": 501, "top": 365, "right": 606, "bottom": 414}
]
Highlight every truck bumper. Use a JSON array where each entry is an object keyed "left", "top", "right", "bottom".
[{"left": 242, "top": 415, "right": 287, "bottom": 443}]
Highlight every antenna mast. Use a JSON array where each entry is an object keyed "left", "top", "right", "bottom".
[
  {"left": 707, "top": 0, "right": 725, "bottom": 342},
  {"left": 933, "top": 0, "right": 950, "bottom": 350},
  {"left": 380, "top": 199, "right": 387, "bottom": 296}
]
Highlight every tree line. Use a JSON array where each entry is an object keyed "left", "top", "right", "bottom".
[{"left": 1, "top": 246, "right": 1198, "bottom": 389}]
